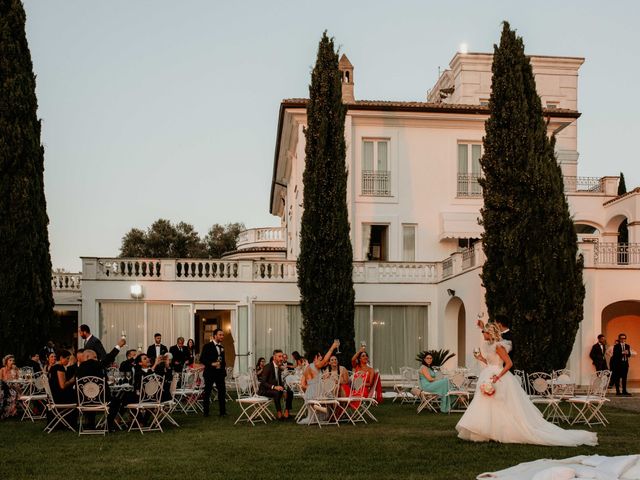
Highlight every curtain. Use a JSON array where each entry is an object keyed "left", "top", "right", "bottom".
[
  {"left": 362, "top": 224, "right": 371, "bottom": 261},
  {"left": 254, "top": 304, "right": 287, "bottom": 362},
  {"left": 377, "top": 141, "right": 388, "bottom": 171},
  {"left": 99, "top": 302, "right": 144, "bottom": 363},
  {"left": 363, "top": 141, "right": 374, "bottom": 171},
  {"left": 287, "top": 305, "right": 303, "bottom": 357},
  {"left": 237, "top": 306, "right": 248, "bottom": 372},
  {"left": 402, "top": 225, "right": 416, "bottom": 261},
  {"left": 471, "top": 144, "right": 482, "bottom": 194},
  {"left": 457, "top": 144, "right": 468, "bottom": 174},
  {"left": 172, "top": 305, "right": 192, "bottom": 342},
  {"left": 355, "top": 305, "right": 371, "bottom": 352},
  {"left": 147, "top": 304, "right": 172, "bottom": 348}
]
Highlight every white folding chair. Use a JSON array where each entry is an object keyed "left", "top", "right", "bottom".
[
  {"left": 527, "top": 372, "right": 567, "bottom": 423},
  {"left": 336, "top": 371, "right": 369, "bottom": 424},
  {"left": 234, "top": 373, "right": 273, "bottom": 426},
  {"left": 359, "top": 371, "right": 380, "bottom": 422},
  {"left": 551, "top": 369, "right": 575, "bottom": 400},
  {"left": 393, "top": 367, "right": 418, "bottom": 404},
  {"left": 126, "top": 374, "right": 164, "bottom": 433},
  {"left": 76, "top": 376, "right": 109, "bottom": 435},
  {"left": 446, "top": 369, "right": 471, "bottom": 413},
  {"left": 19, "top": 371, "right": 47, "bottom": 421},
  {"left": 42, "top": 379, "right": 76, "bottom": 433},
  {"left": 159, "top": 373, "right": 180, "bottom": 428},
  {"left": 414, "top": 386, "right": 440, "bottom": 414},
  {"left": 567, "top": 370, "right": 611, "bottom": 427},
  {"left": 304, "top": 374, "right": 340, "bottom": 428},
  {"left": 174, "top": 369, "right": 200, "bottom": 414}
]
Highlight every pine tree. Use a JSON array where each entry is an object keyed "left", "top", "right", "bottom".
[
  {"left": 297, "top": 32, "right": 355, "bottom": 363},
  {"left": 0, "top": 0, "right": 55, "bottom": 361},
  {"left": 479, "top": 22, "right": 585, "bottom": 373},
  {"left": 618, "top": 172, "right": 627, "bottom": 196}
]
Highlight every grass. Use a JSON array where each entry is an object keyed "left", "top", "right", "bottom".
[{"left": 0, "top": 401, "right": 638, "bottom": 480}]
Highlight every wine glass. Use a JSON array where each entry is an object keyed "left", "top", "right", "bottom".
[
  {"left": 473, "top": 347, "right": 481, "bottom": 358},
  {"left": 334, "top": 339, "right": 341, "bottom": 354},
  {"left": 360, "top": 340, "right": 367, "bottom": 349}
]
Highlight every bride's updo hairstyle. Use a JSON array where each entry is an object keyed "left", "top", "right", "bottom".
[{"left": 482, "top": 322, "right": 502, "bottom": 343}]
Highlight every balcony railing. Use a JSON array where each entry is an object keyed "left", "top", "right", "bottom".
[
  {"left": 462, "top": 248, "right": 476, "bottom": 270},
  {"left": 237, "top": 227, "right": 285, "bottom": 248},
  {"left": 442, "top": 257, "right": 453, "bottom": 278},
  {"left": 563, "top": 176, "right": 604, "bottom": 193},
  {"left": 51, "top": 273, "right": 82, "bottom": 291},
  {"left": 457, "top": 173, "right": 482, "bottom": 197},
  {"left": 362, "top": 170, "right": 391, "bottom": 196},
  {"left": 594, "top": 243, "right": 640, "bottom": 265}
]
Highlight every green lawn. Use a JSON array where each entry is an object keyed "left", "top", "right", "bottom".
[{"left": 0, "top": 401, "right": 637, "bottom": 480}]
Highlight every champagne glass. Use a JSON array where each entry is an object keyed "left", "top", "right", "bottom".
[
  {"left": 360, "top": 340, "right": 367, "bottom": 349},
  {"left": 473, "top": 347, "right": 480, "bottom": 358},
  {"left": 334, "top": 339, "right": 341, "bottom": 354}
]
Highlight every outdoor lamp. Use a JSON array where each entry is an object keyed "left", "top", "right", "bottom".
[{"left": 130, "top": 284, "right": 143, "bottom": 299}]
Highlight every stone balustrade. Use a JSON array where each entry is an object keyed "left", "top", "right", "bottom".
[
  {"left": 237, "top": 227, "right": 285, "bottom": 248},
  {"left": 51, "top": 273, "right": 82, "bottom": 291}
]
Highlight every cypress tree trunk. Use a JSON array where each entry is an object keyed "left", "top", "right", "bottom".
[
  {"left": 480, "top": 22, "right": 585, "bottom": 373},
  {"left": 297, "top": 32, "right": 355, "bottom": 363},
  {"left": 0, "top": 0, "right": 55, "bottom": 361}
]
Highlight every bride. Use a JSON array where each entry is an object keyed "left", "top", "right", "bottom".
[{"left": 456, "top": 323, "right": 597, "bottom": 446}]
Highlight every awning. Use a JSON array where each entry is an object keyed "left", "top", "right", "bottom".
[{"left": 440, "top": 212, "right": 483, "bottom": 239}]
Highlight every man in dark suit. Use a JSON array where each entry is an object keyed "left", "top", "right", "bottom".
[
  {"left": 610, "top": 333, "right": 633, "bottom": 396},
  {"left": 589, "top": 334, "right": 608, "bottom": 372},
  {"left": 119, "top": 349, "right": 137, "bottom": 376},
  {"left": 200, "top": 328, "right": 227, "bottom": 417},
  {"left": 259, "top": 349, "right": 293, "bottom": 420},
  {"left": 169, "top": 337, "right": 188, "bottom": 373},
  {"left": 146, "top": 333, "right": 168, "bottom": 362},
  {"left": 79, "top": 324, "right": 107, "bottom": 361}
]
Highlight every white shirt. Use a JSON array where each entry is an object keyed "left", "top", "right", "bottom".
[{"left": 155, "top": 344, "right": 161, "bottom": 357}]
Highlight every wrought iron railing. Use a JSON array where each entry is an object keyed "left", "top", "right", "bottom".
[
  {"left": 362, "top": 170, "right": 391, "bottom": 196},
  {"left": 594, "top": 243, "right": 640, "bottom": 265},
  {"left": 457, "top": 173, "right": 482, "bottom": 197},
  {"left": 563, "top": 176, "right": 604, "bottom": 193}
]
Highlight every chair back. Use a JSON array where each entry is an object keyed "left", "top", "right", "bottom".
[
  {"left": 551, "top": 369, "right": 574, "bottom": 397},
  {"left": 77, "top": 376, "right": 107, "bottom": 407},
  {"left": 350, "top": 371, "right": 368, "bottom": 398},
  {"left": 138, "top": 374, "right": 164, "bottom": 404},
  {"left": 527, "top": 372, "right": 553, "bottom": 397},
  {"left": 19, "top": 367, "right": 34, "bottom": 380},
  {"left": 586, "top": 370, "right": 611, "bottom": 398},
  {"left": 448, "top": 369, "right": 468, "bottom": 391},
  {"left": 235, "top": 374, "right": 254, "bottom": 398},
  {"left": 169, "top": 373, "right": 180, "bottom": 399},
  {"left": 31, "top": 371, "right": 47, "bottom": 394},
  {"left": 181, "top": 369, "right": 198, "bottom": 390},
  {"left": 317, "top": 374, "right": 339, "bottom": 399},
  {"left": 513, "top": 370, "right": 527, "bottom": 392}
]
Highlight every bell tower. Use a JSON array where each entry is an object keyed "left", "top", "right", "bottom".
[{"left": 339, "top": 54, "right": 355, "bottom": 103}]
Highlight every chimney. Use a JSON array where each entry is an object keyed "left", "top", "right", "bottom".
[{"left": 338, "top": 54, "right": 355, "bottom": 103}]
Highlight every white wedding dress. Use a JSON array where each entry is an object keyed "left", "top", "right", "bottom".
[{"left": 456, "top": 341, "right": 598, "bottom": 446}]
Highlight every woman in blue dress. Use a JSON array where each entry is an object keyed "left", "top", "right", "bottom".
[{"left": 418, "top": 353, "right": 451, "bottom": 413}]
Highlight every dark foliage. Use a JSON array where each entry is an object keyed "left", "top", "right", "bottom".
[
  {"left": 479, "top": 22, "right": 585, "bottom": 372},
  {"left": 0, "top": 0, "right": 55, "bottom": 361},
  {"left": 297, "top": 32, "right": 355, "bottom": 364}
]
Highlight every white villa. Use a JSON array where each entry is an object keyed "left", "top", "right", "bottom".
[{"left": 52, "top": 51, "right": 640, "bottom": 387}]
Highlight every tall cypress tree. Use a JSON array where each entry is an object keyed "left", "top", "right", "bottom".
[
  {"left": 617, "top": 172, "right": 627, "bottom": 196},
  {"left": 0, "top": 0, "right": 55, "bottom": 361},
  {"left": 297, "top": 32, "right": 355, "bottom": 363},
  {"left": 480, "top": 22, "right": 584, "bottom": 372}
]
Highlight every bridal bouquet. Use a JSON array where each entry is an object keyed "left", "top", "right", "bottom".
[{"left": 479, "top": 383, "right": 496, "bottom": 397}]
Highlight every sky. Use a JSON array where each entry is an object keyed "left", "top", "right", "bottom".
[{"left": 22, "top": 0, "right": 640, "bottom": 271}]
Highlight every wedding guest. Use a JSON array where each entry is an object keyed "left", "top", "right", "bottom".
[
  {"left": 43, "top": 352, "right": 57, "bottom": 374},
  {"left": 351, "top": 346, "right": 375, "bottom": 394},
  {"left": 48, "top": 350, "right": 75, "bottom": 404},
  {"left": 186, "top": 339, "right": 196, "bottom": 366},
  {"left": 0, "top": 355, "right": 18, "bottom": 381},
  {"left": 291, "top": 351, "right": 308, "bottom": 374},
  {"left": 611, "top": 333, "right": 634, "bottom": 396},
  {"left": 154, "top": 353, "right": 174, "bottom": 401},
  {"left": 589, "top": 334, "right": 608, "bottom": 372},
  {"left": 169, "top": 337, "right": 188, "bottom": 373},
  {"left": 200, "top": 329, "right": 227, "bottom": 417},
  {"left": 297, "top": 342, "right": 339, "bottom": 424},
  {"left": 325, "top": 355, "right": 349, "bottom": 395},
  {"left": 259, "top": 349, "right": 294, "bottom": 420},
  {"left": 147, "top": 333, "right": 168, "bottom": 362},
  {"left": 79, "top": 324, "right": 107, "bottom": 361},
  {"left": 119, "top": 349, "right": 137, "bottom": 376},
  {"left": 25, "top": 353, "right": 42, "bottom": 373},
  {"left": 255, "top": 357, "right": 266, "bottom": 377},
  {"left": 282, "top": 353, "right": 294, "bottom": 371},
  {"left": 418, "top": 353, "right": 451, "bottom": 413},
  {"left": 40, "top": 341, "right": 56, "bottom": 367}
]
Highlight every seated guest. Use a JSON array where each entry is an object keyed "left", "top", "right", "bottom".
[
  {"left": 186, "top": 339, "right": 196, "bottom": 366},
  {"left": 169, "top": 337, "right": 188, "bottom": 373},
  {"left": 119, "top": 349, "right": 137, "bottom": 377},
  {"left": 418, "top": 353, "right": 451, "bottom": 413},
  {"left": 65, "top": 353, "right": 77, "bottom": 381},
  {"left": 255, "top": 357, "right": 266, "bottom": 378},
  {"left": 40, "top": 341, "right": 56, "bottom": 368},
  {"left": 48, "top": 350, "right": 76, "bottom": 404},
  {"left": 259, "top": 349, "right": 294, "bottom": 420},
  {"left": 146, "top": 333, "right": 168, "bottom": 362},
  {"left": 297, "top": 342, "right": 339, "bottom": 424},
  {"left": 153, "top": 353, "right": 174, "bottom": 401},
  {"left": 351, "top": 346, "right": 375, "bottom": 395},
  {"left": 291, "top": 351, "right": 308, "bottom": 375},
  {"left": 25, "top": 353, "right": 42, "bottom": 373},
  {"left": 324, "top": 355, "right": 350, "bottom": 395},
  {"left": 43, "top": 352, "right": 57, "bottom": 374},
  {"left": 132, "top": 353, "right": 157, "bottom": 397},
  {"left": 0, "top": 355, "right": 19, "bottom": 381},
  {"left": 282, "top": 353, "right": 294, "bottom": 371}
]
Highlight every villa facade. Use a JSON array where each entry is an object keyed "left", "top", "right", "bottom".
[{"left": 53, "top": 52, "right": 640, "bottom": 386}]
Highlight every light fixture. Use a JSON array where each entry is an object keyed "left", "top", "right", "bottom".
[
  {"left": 459, "top": 43, "right": 468, "bottom": 54},
  {"left": 447, "top": 288, "right": 456, "bottom": 297},
  {"left": 130, "top": 284, "right": 143, "bottom": 299}
]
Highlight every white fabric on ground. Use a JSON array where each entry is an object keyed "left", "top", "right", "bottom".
[{"left": 477, "top": 455, "right": 640, "bottom": 480}]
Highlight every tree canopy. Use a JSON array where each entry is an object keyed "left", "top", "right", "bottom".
[{"left": 120, "top": 219, "right": 245, "bottom": 258}]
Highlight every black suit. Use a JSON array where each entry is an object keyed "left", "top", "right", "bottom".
[
  {"left": 258, "top": 362, "right": 292, "bottom": 413},
  {"left": 83, "top": 335, "right": 107, "bottom": 362},
  {"left": 589, "top": 342, "right": 608, "bottom": 372},
  {"left": 76, "top": 347, "right": 120, "bottom": 428},
  {"left": 200, "top": 341, "right": 226, "bottom": 416},
  {"left": 610, "top": 342, "right": 632, "bottom": 394},
  {"left": 119, "top": 359, "right": 135, "bottom": 376},
  {"left": 169, "top": 345, "right": 188, "bottom": 373},
  {"left": 146, "top": 343, "right": 168, "bottom": 361}
]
